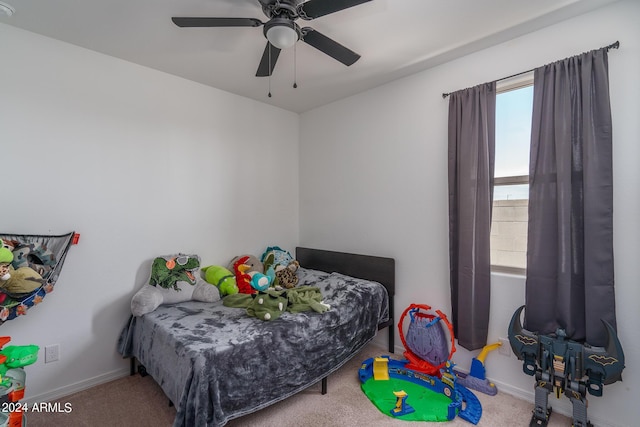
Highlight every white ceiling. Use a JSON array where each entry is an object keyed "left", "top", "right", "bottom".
[{"left": 0, "top": 0, "right": 618, "bottom": 113}]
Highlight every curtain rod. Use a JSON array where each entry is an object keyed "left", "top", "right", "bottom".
[{"left": 441, "top": 40, "right": 620, "bottom": 99}]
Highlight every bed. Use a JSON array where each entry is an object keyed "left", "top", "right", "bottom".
[{"left": 117, "top": 247, "right": 395, "bottom": 427}]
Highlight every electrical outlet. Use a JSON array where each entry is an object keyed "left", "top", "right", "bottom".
[
  {"left": 45, "top": 344, "right": 60, "bottom": 363},
  {"left": 498, "top": 338, "right": 511, "bottom": 356}
]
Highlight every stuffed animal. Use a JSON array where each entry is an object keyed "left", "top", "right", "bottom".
[
  {"left": 230, "top": 254, "right": 268, "bottom": 294},
  {"left": 0, "top": 240, "right": 44, "bottom": 302},
  {"left": 275, "top": 260, "right": 300, "bottom": 289},
  {"left": 0, "top": 265, "right": 44, "bottom": 298},
  {"left": 131, "top": 254, "right": 220, "bottom": 317},
  {"left": 0, "top": 240, "right": 13, "bottom": 282},
  {"left": 263, "top": 252, "right": 278, "bottom": 286},
  {"left": 9, "top": 242, "right": 56, "bottom": 280},
  {"left": 228, "top": 254, "right": 263, "bottom": 274},
  {"left": 232, "top": 256, "right": 259, "bottom": 294},
  {"left": 202, "top": 265, "right": 238, "bottom": 296},
  {"left": 247, "top": 289, "right": 288, "bottom": 321},
  {"left": 262, "top": 247, "right": 299, "bottom": 288},
  {"left": 260, "top": 246, "right": 294, "bottom": 269},
  {"left": 249, "top": 271, "right": 272, "bottom": 292}
]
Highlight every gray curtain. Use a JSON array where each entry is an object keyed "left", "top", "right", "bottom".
[
  {"left": 525, "top": 47, "right": 616, "bottom": 347},
  {"left": 448, "top": 82, "right": 496, "bottom": 351}
]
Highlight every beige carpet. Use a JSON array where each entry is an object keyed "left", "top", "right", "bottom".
[{"left": 26, "top": 343, "right": 571, "bottom": 427}]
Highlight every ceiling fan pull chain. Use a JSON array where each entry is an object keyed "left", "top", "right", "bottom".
[
  {"left": 293, "top": 42, "right": 298, "bottom": 89},
  {"left": 268, "top": 42, "right": 273, "bottom": 98}
]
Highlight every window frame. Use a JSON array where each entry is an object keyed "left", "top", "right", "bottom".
[{"left": 491, "top": 73, "right": 534, "bottom": 276}]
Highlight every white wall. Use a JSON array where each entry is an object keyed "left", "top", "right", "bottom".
[
  {"left": 299, "top": 1, "right": 639, "bottom": 426},
  {"left": 0, "top": 24, "right": 299, "bottom": 402},
  {"left": 2, "top": 2, "right": 638, "bottom": 425}
]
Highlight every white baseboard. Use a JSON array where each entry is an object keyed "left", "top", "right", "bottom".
[
  {"left": 491, "top": 378, "right": 618, "bottom": 427},
  {"left": 24, "top": 368, "right": 130, "bottom": 405}
]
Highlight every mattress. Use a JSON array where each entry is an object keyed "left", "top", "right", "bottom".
[{"left": 118, "top": 267, "right": 390, "bottom": 427}]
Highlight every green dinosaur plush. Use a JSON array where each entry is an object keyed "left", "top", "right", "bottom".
[
  {"left": 0, "top": 343, "right": 39, "bottom": 388},
  {"left": 202, "top": 265, "right": 238, "bottom": 296},
  {"left": 149, "top": 255, "right": 200, "bottom": 291},
  {"left": 131, "top": 254, "right": 220, "bottom": 317},
  {"left": 1, "top": 344, "right": 39, "bottom": 368},
  {"left": 263, "top": 252, "right": 279, "bottom": 287},
  {"left": 223, "top": 289, "right": 288, "bottom": 321},
  {"left": 0, "top": 239, "right": 13, "bottom": 282},
  {"left": 223, "top": 287, "right": 329, "bottom": 321},
  {"left": 247, "top": 289, "right": 288, "bottom": 321}
]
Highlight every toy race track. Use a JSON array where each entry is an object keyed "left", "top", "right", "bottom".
[{"left": 359, "top": 356, "right": 482, "bottom": 425}]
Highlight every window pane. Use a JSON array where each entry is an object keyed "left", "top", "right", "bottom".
[
  {"left": 492, "top": 83, "right": 533, "bottom": 272},
  {"left": 491, "top": 196, "right": 528, "bottom": 270},
  {"left": 493, "top": 183, "right": 529, "bottom": 201},
  {"left": 495, "top": 86, "right": 533, "bottom": 178}
]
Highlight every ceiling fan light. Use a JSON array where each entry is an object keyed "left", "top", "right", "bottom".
[
  {"left": 266, "top": 24, "right": 298, "bottom": 49},
  {"left": 0, "top": 1, "right": 15, "bottom": 17}
]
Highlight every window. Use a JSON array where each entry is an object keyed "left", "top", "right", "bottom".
[{"left": 491, "top": 74, "right": 533, "bottom": 274}]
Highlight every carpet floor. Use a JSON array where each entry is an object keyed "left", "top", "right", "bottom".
[{"left": 26, "top": 342, "right": 572, "bottom": 427}]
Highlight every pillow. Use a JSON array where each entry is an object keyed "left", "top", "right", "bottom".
[{"left": 131, "top": 254, "right": 220, "bottom": 317}]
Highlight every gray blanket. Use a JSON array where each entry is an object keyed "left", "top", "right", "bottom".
[{"left": 118, "top": 268, "right": 389, "bottom": 427}]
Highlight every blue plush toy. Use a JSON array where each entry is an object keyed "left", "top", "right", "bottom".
[
  {"left": 261, "top": 246, "right": 294, "bottom": 267},
  {"left": 250, "top": 272, "right": 272, "bottom": 291}
]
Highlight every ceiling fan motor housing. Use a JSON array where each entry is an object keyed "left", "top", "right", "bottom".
[{"left": 260, "top": 0, "right": 303, "bottom": 20}]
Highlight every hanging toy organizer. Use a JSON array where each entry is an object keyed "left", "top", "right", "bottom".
[{"left": 0, "top": 232, "right": 76, "bottom": 324}]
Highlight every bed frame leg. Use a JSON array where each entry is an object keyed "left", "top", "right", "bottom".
[
  {"left": 388, "top": 297, "right": 395, "bottom": 353},
  {"left": 130, "top": 358, "right": 148, "bottom": 377},
  {"left": 321, "top": 377, "right": 327, "bottom": 395},
  {"left": 138, "top": 365, "right": 148, "bottom": 377}
]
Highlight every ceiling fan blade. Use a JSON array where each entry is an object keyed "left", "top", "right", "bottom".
[
  {"left": 298, "top": 0, "right": 372, "bottom": 19},
  {"left": 301, "top": 28, "right": 360, "bottom": 66},
  {"left": 171, "top": 17, "right": 263, "bottom": 28},
  {"left": 256, "top": 42, "right": 282, "bottom": 77}
]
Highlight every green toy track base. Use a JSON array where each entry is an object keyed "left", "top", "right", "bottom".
[{"left": 361, "top": 377, "right": 456, "bottom": 421}]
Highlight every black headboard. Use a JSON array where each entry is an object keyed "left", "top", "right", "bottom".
[
  {"left": 296, "top": 247, "right": 395, "bottom": 295},
  {"left": 296, "top": 247, "right": 395, "bottom": 352}
]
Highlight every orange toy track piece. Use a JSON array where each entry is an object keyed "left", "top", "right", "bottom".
[{"left": 398, "top": 304, "right": 456, "bottom": 377}]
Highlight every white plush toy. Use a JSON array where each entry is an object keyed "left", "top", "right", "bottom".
[{"left": 131, "top": 254, "right": 220, "bottom": 317}]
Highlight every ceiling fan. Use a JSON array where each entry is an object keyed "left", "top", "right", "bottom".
[{"left": 171, "top": 0, "right": 372, "bottom": 78}]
